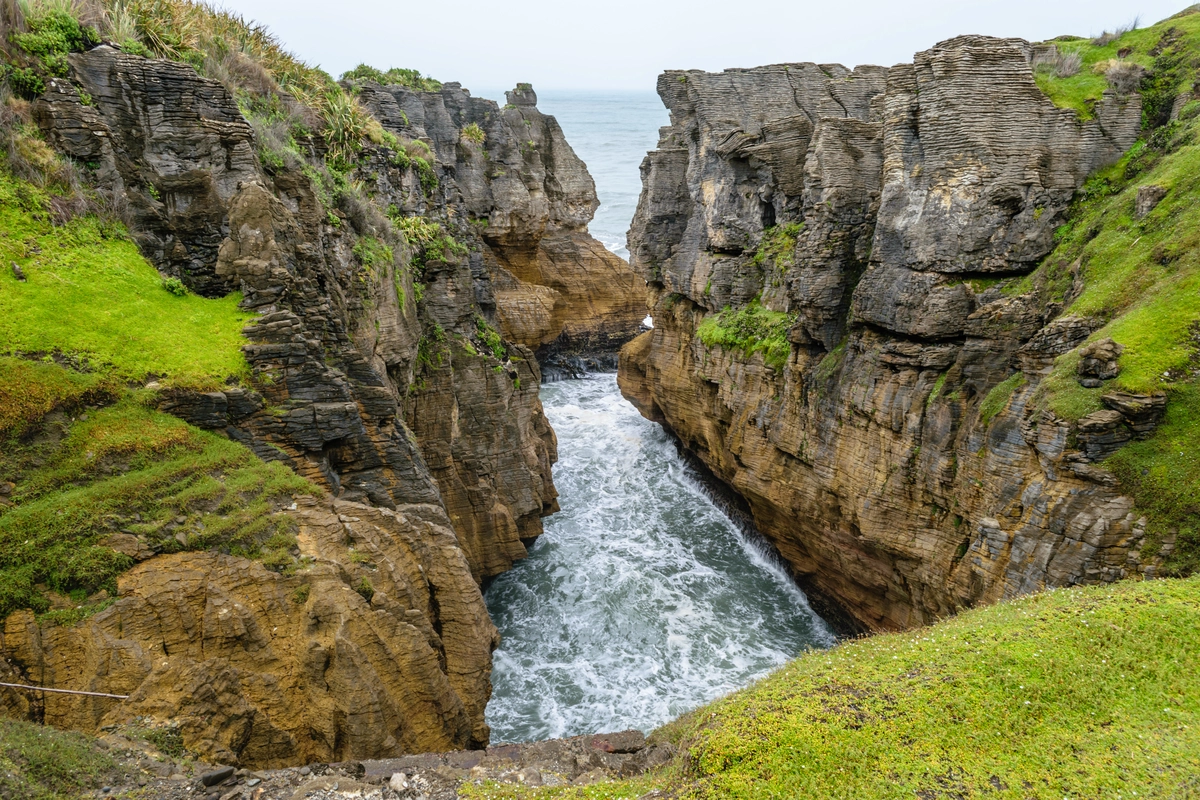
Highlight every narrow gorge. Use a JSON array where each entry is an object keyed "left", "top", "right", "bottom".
[{"left": 1, "top": 1, "right": 1199, "bottom": 796}]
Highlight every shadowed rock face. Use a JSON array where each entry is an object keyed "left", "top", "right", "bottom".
[
  {"left": 620, "top": 36, "right": 1154, "bottom": 632},
  {"left": 8, "top": 46, "right": 639, "bottom": 764}
]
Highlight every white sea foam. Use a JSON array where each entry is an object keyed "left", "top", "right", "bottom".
[{"left": 484, "top": 376, "right": 835, "bottom": 743}]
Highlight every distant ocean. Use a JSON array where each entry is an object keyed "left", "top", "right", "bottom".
[{"left": 479, "top": 90, "right": 668, "bottom": 259}]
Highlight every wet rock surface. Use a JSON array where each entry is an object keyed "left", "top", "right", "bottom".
[{"left": 619, "top": 36, "right": 1160, "bottom": 632}]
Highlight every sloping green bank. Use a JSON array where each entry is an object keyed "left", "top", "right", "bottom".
[
  {"left": 0, "top": 156, "right": 313, "bottom": 623},
  {"left": 466, "top": 577, "right": 1200, "bottom": 799}
]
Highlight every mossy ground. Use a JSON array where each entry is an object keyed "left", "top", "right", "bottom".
[
  {"left": 0, "top": 164, "right": 253, "bottom": 389},
  {"left": 463, "top": 577, "right": 1200, "bottom": 800},
  {"left": 0, "top": 155, "right": 314, "bottom": 622},
  {"left": 0, "top": 717, "right": 117, "bottom": 800},
  {"left": 0, "top": 357, "right": 313, "bottom": 621}
]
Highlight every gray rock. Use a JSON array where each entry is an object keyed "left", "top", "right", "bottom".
[
  {"left": 1135, "top": 184, "right": 1168, "bottom": 218},
  {"left": 200, "top": 766, "right": 235, "bottom": 787}
]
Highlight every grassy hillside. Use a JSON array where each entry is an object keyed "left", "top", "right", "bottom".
[
  {"left": 0, "top": 147, "right": 312, "bottom": 622},
  {"left": 0, "top": 717, "right": 117, "bottom": 800},
  {"left": 0, "top": 165, "right": 253, "bottom": 388},
  {"left": 464, "top": 577, "right": 1200, "bottom": 799},
  {"left": 990, "top": 8, "right": 1200, "bottom": 576}
]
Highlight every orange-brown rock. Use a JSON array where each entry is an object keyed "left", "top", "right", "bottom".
[{"left": 0, "top": 497, "right": 497, "bottom": 767}]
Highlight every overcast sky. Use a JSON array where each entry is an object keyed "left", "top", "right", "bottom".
[{"left": 228, "top": 0, "right": 1190, "bottom": 96}]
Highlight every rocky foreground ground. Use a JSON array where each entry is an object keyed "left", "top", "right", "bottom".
[{"left": 77, "top": 726, "right": 671, "bottom": 800}]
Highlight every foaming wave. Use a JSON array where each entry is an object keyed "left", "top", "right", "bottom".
[{"left": 484, "top": 375, "right": 833, "bottom": 743}]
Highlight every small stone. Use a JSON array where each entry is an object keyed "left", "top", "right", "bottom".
[
  {"left": 11, "top": 262, "right": 26, "bottom": 282},
  {"left": 175, "top": 515, "right": 188, "bottom": 525},
  {"left": 200, "top": 766, "right": 236, "bottom": 787},
  {"left": 299, "top": 766, "right": 311, "bottom": 776},
  {"left": 388, "top": 772, "right": 408, "bottom": 791},
  {"left": 101, "top": 787, "right": 112, "bottom": 794},
  {"left": 1079, "top": 378, "right": 1102, "bottom": 388},
  {"left": 247, "top": 777, "right": 261, "bottom": 787}
]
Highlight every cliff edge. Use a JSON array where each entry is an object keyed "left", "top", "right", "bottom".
[{"left": 620, "top": 12, "right": 1200, "bottom": 630}]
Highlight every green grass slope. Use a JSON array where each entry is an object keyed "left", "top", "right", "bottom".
[
  {"left": 989, "top": 8, "right": 1200, "bottom": 576},
  {"left": 0, "top": 147, "right": 313, "bottom": 623},
  {"left": 0, "top": 164, "right": 253, "bottom": 388},
  {"left": 0, "top": 717, "right": 117, "bottom": 800},
  {"left": 465, "top": 577, "right": 1200, "bottom": 800}
]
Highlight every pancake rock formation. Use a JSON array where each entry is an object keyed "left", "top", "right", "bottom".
[
  {"left": 619, "top": 35, "right": 1169, "bottom": 631},
  {"left": 3, "top": 43, "right": 641, "bottom": 764}
]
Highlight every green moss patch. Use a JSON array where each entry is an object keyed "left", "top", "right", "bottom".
[
  {"left": 752, "top": 222, "right": 803, "bottom": 280},
  {"left": 0, "top": 166, "right": 253, "bottom": 389},
  {"left": 978, "top": 372, "right": 1026, "bottom": 428},
  {"left": 697, "top": 300, "right": 796, "bottom": 371}
]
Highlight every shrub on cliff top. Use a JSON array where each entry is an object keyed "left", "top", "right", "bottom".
[{"left": 341, "top": 63, "right": 441, "bottom": 92}]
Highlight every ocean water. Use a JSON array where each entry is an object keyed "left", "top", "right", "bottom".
[
  {"left": 484, "top": 376, "right": 835, "bottom": 743},
  {"left": 534, "top": 91, "right": 668, "bottom": 259}
]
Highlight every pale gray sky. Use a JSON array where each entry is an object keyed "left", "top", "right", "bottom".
[{"left": 230, "top": 0, "right": 1190, "bottom": 94}]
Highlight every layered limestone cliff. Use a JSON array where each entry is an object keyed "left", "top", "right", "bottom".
[
  {"left": 355, "top": 81, "right": 644, "bottom": 357},
  {"left": 1, "top": 40, "right": 639, "bottom": 764},
  {"left": 620, "top": 35, "right": 1173, "bottom": 631}
]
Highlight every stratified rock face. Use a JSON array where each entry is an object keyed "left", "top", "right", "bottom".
[
  {"left": 356, "top": 81, "right": 645, "bottom": 354},
  {"left": 620, "top": 37, "right": 1149, "bottom": 631},
  {"left": 18, "top": 48, "right": 624, "bottom": 761},
  {"left": 1, "top": 498, "right": 497, "bottom": 767}
]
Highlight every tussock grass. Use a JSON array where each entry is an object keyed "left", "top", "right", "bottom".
[
  {"left": 464, "top": 577, "right": 1200, "bottom": 800},
  {"left": 1033, "top": 9, "right": 1200, "bottom": 120}
]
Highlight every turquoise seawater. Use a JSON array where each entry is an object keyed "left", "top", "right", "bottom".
[{"left": 480, "top": 93, "right": 834, "bottom": 744}]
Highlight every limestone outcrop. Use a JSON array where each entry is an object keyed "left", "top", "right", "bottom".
[
  {"left": 1, "top": 497, "right": 496, "bottom": 767},
  {"left": 6, "top": 43, "right": 636, "bottom": 763},
  {"left": 355, "top": 81, "right": 644, "bottom": 357},
  {"left": 620, "top": 36, "right": 1158, "bottom": 631}
]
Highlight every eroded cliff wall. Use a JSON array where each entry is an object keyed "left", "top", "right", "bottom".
[
  {"left": 620, "top": 35, "right": 1175, "bottom": 631},
  {"left": 1, "top": 41, "right": 641, "bottom": 765}
]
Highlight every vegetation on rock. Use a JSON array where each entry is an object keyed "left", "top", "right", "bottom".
[
  {"left": 697, "top": 299, "right": 796, "bottom": 370},
  {"left": 0, "top": 166, "right": 253, "bottom": 389},
  {"left": 0, "top": 717, "right": 117, "bottom": 800}
]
